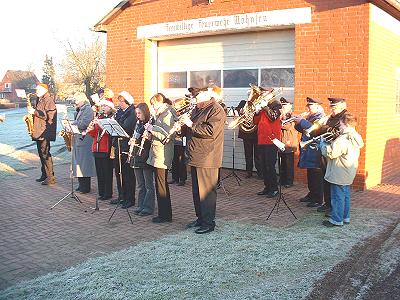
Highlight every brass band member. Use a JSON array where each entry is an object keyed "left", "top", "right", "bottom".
[
  {"left": 181, "top": 87, "right": 226, "bottom": 234},
  {"left": 279, "top": 97, "right": 298, "bottom": 187},
  {"left": 71, "top": 92, "right": 96, "bottom": 193},
  {"left": 169, "top": 100, "right": 188, "bottom": 186},
  {"left": 236, "top": 99, "right": 263, "bottom": 179},
  {"left": 294, "top": 97, "right": 325, "bottom": 207},
  {"left": 316, "top": 97, "right": 348, "bottom": 214},
  {"left": 145, "top": 93, "right": 177, "bottom": 223},
  {"left": 130, "top": 103, "right": 156, "bottom": 216},
  {"left": 29, "top": 83, "right": 57, "bottom": 185},
  {"left": 254, "top": 92, "right": 282, "bottom": 198},
  {"left": 319, "top": 113, "right": 363, "bottom": 227},
  {"left": 86, "top": 98, "right": 116, "bottom": 201},
  {"left": 111, "top": 91, "right": 137, "bottom": 208}
]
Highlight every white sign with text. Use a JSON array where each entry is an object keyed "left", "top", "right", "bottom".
[{"left": 137, "top": 7, "right": 311, "bottom": 39}]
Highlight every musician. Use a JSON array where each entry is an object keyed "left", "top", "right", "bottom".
[
  {"left": 111, "top": 91, "right": 136, "bottom": 209},
  {"left": 90, "top": 88, "right": 114, "bottom": 116},
  {"left": 279, "top": 97, "right": 298, "bottom": 187},
  {"left": 86, "top": 98, "right": 115, "bottom": 201},
  {"left": 71, "top": 92, "right": 96, "bottom": 193},
  {"left": 145, "top": 93, "right": 177, "bottom": 223},
  {"left": 169, "top": 100, "right": 188, "bottom": 186},
  {"left": 181, "top": 86, "right": 226, "bottom": 234},
  {"left": 315, "top": 97, "right": 348, "bottom": 214},
  {"left": 236, "top": 99, "right": 262, "bottom": 179},
  {"left": 129, "top": 103, "right": 156, "bottom": 216},
  {"left": 254, "top": 91, "right": 282, "bottom": 198},
  {"left": 319, "top": 113, "right": 363, "bottom": 227},
  {"left": 294, "top": 97, "right": 325, "bottom": 207},
  {"left": 28, "top": 83, "right": 57, "bottom": 185}
]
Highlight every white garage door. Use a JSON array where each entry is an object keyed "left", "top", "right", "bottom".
[{"left": 157, "top": 30, "right": 295, "bottom": 170}]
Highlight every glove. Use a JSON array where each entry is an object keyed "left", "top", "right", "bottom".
[
  {"left": 28, "top": 107, "right": 35, "bottom": 115},
  {"left": 254, "top": 104, "right": 262, "bottom": 114}
]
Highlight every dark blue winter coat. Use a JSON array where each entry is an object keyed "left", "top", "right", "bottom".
[{"left": 294, "top": 112, "right": 325, "bottom": 169}]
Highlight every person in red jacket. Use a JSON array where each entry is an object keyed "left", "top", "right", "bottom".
[
  {"left": 253, "top": 93, "right": 282, "bottom": 198},
  {"left": 87, "top": 98, "right": 116, "bottom": 201}
]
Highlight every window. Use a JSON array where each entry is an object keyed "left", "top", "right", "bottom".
[
  {"left": 161, "top": 72, "right": 187, "bottom": 88},
  {"left": 260, "top": 68, "right": 295, "bottom": 88},
  {"left": 223, "top": 69, "right": 258, "bottom": 88},
  {"left": 4, "top": 83, "right": 11, "bottom": 91},
  {"left": 190, "top": 70, "right": 221, "bottom": 88}
]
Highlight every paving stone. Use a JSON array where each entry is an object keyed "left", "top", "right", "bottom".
[{"left": 0, "top": 163, "right": 399, "bottom": 290}]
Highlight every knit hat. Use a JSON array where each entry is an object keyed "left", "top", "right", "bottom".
[
  {"left": 104, "top": 88, "right": 114, "bottom": 99},
  {"left": 36, "top": 83, "right": 49, "bottom": 97},
  {"left": 119, "top": 91, "right": 134, "bottom": 105},
  {"left": 100, "top": 98, "right": 115, "bottom": 109}
]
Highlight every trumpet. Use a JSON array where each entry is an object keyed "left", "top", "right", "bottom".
[
  {"left": 281, "top": 116, "right": 297, "bottom": 126},
  {"left": 281, "top": 112, "right": 308, "bottom": 126},
  {"left": 299, "top": 129, "right": 339, "bottom": 149},
  {"left": 303, "top": 114, "right": 331, "bottom": 137}
]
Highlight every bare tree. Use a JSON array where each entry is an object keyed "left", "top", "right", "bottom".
[{"left": 59, "top": 38, "right": 105, "bottom": 98}]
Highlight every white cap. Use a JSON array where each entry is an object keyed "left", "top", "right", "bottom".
[{"left": 119, "top": 91, "right": 134, "bottom": 105}]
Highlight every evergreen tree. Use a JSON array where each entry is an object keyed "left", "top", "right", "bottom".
[{"left": 42, "top": 55, "right": 56, "bottom": 94}]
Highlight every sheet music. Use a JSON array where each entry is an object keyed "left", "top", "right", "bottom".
[
  {"left": 98, "top": 118, "right": 129, "bottom": 138},
  {"left": 61, "top": 119, "right": 81, "bottom": 134}
]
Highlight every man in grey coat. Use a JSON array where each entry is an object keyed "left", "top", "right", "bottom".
[
  {"left": 71, "top": 92, "right": 96, "bottom": 193},
  {"left": 181, "top": 86, "right": 226, "bottom": 234}
]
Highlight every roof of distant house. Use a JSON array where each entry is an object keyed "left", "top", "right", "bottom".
[{"left": 1, "top": 70, "right": 40, "bottom": 89}]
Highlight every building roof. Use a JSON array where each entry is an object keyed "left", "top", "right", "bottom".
[
  {"left": 92, "top": 0, "right": 131, "bottom": 33},
  {"left": 0, "top": 70, "right": 39, "bottom": 91},
  {"left": 91, "top": 0, "right": 400, "bottom": 33}
]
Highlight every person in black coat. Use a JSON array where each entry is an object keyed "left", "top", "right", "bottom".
[
  {"left": 181, "top": 86, "right": 226, "bottom": 234},
  {"left": 111, "top": 91, "right": 137, "bottom": 208},
  {"left": 29, "top": 83, "right": 57, "bottom": 186},
  {"left": 236, "top": 99, "right": 262, "bottom": 178},
  {"left": 129, "top": 103, "right": 156, "bottom": 216}
]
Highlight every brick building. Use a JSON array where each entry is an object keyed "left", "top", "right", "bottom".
[
  {"left": 93, "top": 0, "right": 400, "bottom": 189},
  {"left": 0, "top": 70, "right": 39, "bottom": 103}
]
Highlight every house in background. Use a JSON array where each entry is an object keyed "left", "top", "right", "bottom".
[{"left": 0, "top": 70, "right": 39, "bottom": 103}]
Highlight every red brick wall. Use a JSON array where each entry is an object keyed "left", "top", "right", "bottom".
[{"left": 104, "top": 0, "right": 370, "bottom": 189}]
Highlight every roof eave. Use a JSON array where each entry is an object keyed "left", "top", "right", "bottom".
[
  {"left": 91, "top": 0, "right": 131, "bottom": 33},
  {"left": 369, "top": 0, "right": 400, "bottom": 20}
]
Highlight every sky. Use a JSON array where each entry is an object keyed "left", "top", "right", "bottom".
[{"left": 0, "top": 0, "right": 121, "bottom": 80}]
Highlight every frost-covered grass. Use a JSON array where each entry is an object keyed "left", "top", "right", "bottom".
[{"left": 0, "top": 209, "right": 397, "bottom": 300}]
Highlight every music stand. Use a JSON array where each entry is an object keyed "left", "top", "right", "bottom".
[
  {"left": 221, "top": 107, "right": 242, "bottom": 186},
  {"left": 266, "top": 139, "right": 297, "bottom": 220},
  {"left": 98, "top": 119, "right": 133, "bottom": 224},
  {"left": 51, "top": 119, "right": 82, "bottom": 210}
]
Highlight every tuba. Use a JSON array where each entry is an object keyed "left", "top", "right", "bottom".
[
  {"left": 228, "top": 84, "right": 282, "bottom": 133},
  {"left": 23, "top": 93, "right": 36, "bottom": 137}
]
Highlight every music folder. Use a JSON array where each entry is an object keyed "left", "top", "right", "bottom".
[
  {"left": 98, "top": 118, "right": 129, "bottom": 138},
  {"left": 61, "top": 119, "right": 80, "bottom": 134}
]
